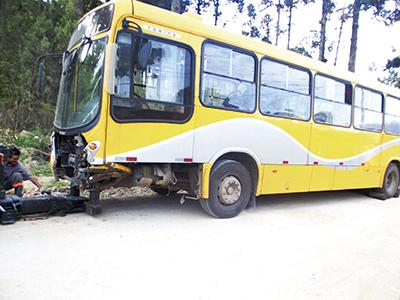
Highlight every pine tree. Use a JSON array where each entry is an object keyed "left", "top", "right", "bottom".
[
  {"left": 347, "top": 0, "right": 386, "bottom": 72},
  {"left": 318, "top": 0, "right": 335, "bottom": 62},
  {"left": 284, "top": 0, "right": 314, "bottom": 50}
]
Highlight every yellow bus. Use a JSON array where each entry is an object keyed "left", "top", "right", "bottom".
[{"left": 52, "top": 0, "right": 400, "bottom": 218}]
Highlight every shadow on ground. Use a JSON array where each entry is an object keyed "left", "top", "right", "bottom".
[{"left": 98, "top": 190, "right": 371, "bottom": 218}]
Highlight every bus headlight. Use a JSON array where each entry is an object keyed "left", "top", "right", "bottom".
[{"left": 85, "top": 141, "right": 100, "bottom": 163}]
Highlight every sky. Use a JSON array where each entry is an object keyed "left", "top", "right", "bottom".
[{"left": 191, "top": 0, "right": 400, "bottom": 82}]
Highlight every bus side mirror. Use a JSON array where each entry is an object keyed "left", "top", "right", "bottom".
[
  {"left": 36, "top": 53, "right": 63, "bottom": 95},
  {"left": 137, "top": 41, "right": 152, "bottom": 71},
  {"left": 36, "top": 58, "right": 45, "bottom": 94},
  {"left": 105, "top": 43, "right": 118, "bottom": 95}
]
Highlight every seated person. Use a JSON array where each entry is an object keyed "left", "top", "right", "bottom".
[
  {"left": 223, "top": 82, "right": 254, "bottom": 112},
  {"left": 0, "top": 147, "right": 42, "bottom": 197}
]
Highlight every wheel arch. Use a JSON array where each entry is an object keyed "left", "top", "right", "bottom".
[
  {"left": 381, "top": 157, "right": 400, "bottom": 187},
  {"left": 208, "top": 149, "right": 261, "bottom": 198}
]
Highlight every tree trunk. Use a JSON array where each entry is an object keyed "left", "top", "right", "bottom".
[
  {"left": 275, "top": 0, "right": 282, "bottom": 46},
  {"left": 319, "top": 0, "right": 329, "bottom": 62},
  {"left": 213, "top": 0, "right": 220, "bottom": 25},
  {"left": 348, "top": 0, "right": 361, "bottom": 72},
  {"left": 334, "top": 10, "right": 346, "bottom": 66},
  {"left": 287, "top": 4, "right": 293, "bottom": 49}
]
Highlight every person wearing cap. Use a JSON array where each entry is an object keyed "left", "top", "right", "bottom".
[{"left": 0, "top": 147, "right": 42, "bottom": 197}]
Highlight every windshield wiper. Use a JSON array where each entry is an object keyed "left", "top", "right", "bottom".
[{"left": 63, "top": 36, "right": 93, "bottom": 75}]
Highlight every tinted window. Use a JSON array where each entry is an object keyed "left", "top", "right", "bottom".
[
  {"left": 260, "top": 59, "right": 310, "bottom": 120},
  {"left": 112, "top": 32, "right": 193, "bottom": 122},
  {"left": 354, "top": 87, "right": 383, "bottom": 132},
  {"left": 201, "top": 43, "right": 256, "bottom": 112},
  {"left": 385, "top": 96, "right": 400, "bottom": 135},
  {"left": 314, "top": 75, "right": 352, "bottom": 127}
]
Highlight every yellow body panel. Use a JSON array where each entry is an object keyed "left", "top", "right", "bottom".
[
  {"left": 261, "top": 165, "right": 312, "bottom": 194},
  {"left": 309, "top": 166, "right": 335, "bottom": 191}
]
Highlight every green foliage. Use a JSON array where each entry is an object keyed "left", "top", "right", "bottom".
[
  {"left": 29, "top": 163, "right": 52, "bottom": 177},
  {"left": 382, "top": 55, "right": 400, "bottom": 88},
  {"left": 291, "top": 46, "right": 313, "bottom": 58},
  {"left": 44, "top": 179, "right": 69, "bottom": 190},
  {"left": 14, "top": 130, "right": 50, "bottom": 152},
  {"left": 0, "top": 129, "right": 52, "bottom": 177},
  {"left": 0, "top": 0, "right": 103, "bottom": 133}
]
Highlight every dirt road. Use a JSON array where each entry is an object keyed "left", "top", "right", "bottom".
[{"left": 2, "top": 191, "right": 400, "bottom": 300}]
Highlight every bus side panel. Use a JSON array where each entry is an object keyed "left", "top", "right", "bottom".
[
  {"left": 333, "top": 131, "right": 383, "bottom": 190},
  {"left": 258, "top": 116, "right": 312, "bottom": 194},
  {"left": 261, "top": 165, "right": 311, "bottom": 194},
  {"left": 309, "top": 123, "right": 383, "bottom": 190},
  {"left": 309, "top": 165, "right": 335, "bottom": 191},
  {"left": 333, "top": 165, "right": 383, "bottom": 190}
]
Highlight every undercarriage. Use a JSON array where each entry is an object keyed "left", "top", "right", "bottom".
[{"left": 53, "top": 133, "right": 201, "bottom": 215}]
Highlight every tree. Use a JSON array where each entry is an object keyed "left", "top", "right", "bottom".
[
  {"left": 0, "top": 0, "right": 83, "bottom": 131},
  {"left": 275, "top": 0, "right": 285, "bottom": 46},
  {"left": 0, "top": 0, "right": 106, "bottom": 132},
  {"left": 284, "top": 0, "right": 314, "bottom": 50},
  {"left": 347, "top": 0, "right": 386, "bottom": 72},
  {"left": 382, "top": 55, "right": 400, "bottom": 88},
  {"left": 334, "top": 5, "right": 351, "bottom": 66},
  {"left": 193, "top": 0, "right": 210, "bottom": 15},
  {"left": 318, "top": 0, "right": 335, "bottom": 62},
  {"left": 213, "top": 0, "right": 222, "bottom": 25},
  {"left": 229, "top": 0, "right": 273, "bottom": 43}
]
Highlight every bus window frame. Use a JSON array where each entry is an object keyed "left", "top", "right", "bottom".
[
  {"left": 384, "top": 94, "right": 400, "bottom": 136},
  {"left": 68, "top": 4, "right": 114, "bottom": 50},
  {"left": 353, "top": 84, "right": 384, "bottom": 133},
  {"left": 312, "top": 72, "right": 353, "bottom": 129},
  {"left": 199, "top": 39, "right": 258, "bottom": 114},
  {"left": 259, "top": 56, "right": 312, "bottom": 122},
  {"left": 110, "top": 29, "right": 196, "bottom": 124}
]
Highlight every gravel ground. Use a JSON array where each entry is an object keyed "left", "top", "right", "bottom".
[{"left": 2, "top": 190, "right": 400, "bottom": 300}]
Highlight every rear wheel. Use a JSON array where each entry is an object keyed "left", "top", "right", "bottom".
[
  {"left": 200, "top": 159, "right": 252, "bottom": 218},
  {"left": 370, "top": 163, "right": 400, "bottom": 200}
]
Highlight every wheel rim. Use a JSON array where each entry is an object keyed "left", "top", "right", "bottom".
[
  {"left": 217, "top": 176, "right": 242, "bottom": 205},
  {"left": 386, "top": 169, "right": 398, "bottom": 195}
]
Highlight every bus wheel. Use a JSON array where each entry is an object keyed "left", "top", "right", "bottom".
[
  {"left": 200, "top": 159, "right": 251, "bottom": 218},
  {"left": 370, "top": 163, "right": 400, "bottom": 200}
]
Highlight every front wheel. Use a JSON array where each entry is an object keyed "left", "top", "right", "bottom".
[{"left": 200, "top": 160, "right": 252, "bottom": 218}]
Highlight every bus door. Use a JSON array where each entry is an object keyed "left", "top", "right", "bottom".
[
  {"left": 257, "top": 58, "right": 313, "bottom": 194},
  {"left": 332, "top": 87, "right": 384, "bottom": 189},
  {"left": 105, "top": 24, "right": 196, "bottom": 164},
  {"left": 310, "top": 78, "right": 383, "bottom": 191},
  {"left": 309, "top": 75, "right": 354, "bottom": 191}
]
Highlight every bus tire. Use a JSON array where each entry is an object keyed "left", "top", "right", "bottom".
[
  {"left": 199, "top": 159, "right": 252, "bottom": 218},
  {"left": 370, "top": 163, "right": 400, "bottom": 200}
]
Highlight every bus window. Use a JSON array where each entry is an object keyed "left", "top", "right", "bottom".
[
  {"left": 111, "top": 32, "right": 194, "bottom": 122},
  {"left": 260, "top": 59, "right": 310, "bottom": 120},
  {"left": 314, "top": 75, "right": 352, "bottom": 127},
  {"left": 354, "top": 87, "right": 383, "bottom": 132},
  {"left": 201, "top": 43, "right": 256, "bottom": 113},
  {"left": 385, "top": 96, "right": 400, "bottom": 135}
]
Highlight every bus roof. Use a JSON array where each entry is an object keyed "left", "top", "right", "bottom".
[{"left": 117, "top": 0, "right": 400, "bottom": 98}]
